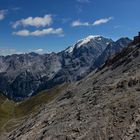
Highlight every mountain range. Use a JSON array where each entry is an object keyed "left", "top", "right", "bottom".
[
  {"left": 0, "top": 35, "right": 131, "bottom": 101},
  {"left": 0, "top": 33, "right": 140, "bottom": 140}
]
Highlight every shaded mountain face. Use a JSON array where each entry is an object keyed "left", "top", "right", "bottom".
[
  {"left": 2, "top": 36, "right": 140, "bottom": 140},
  {"left": 0, "top": 52, "right": 62, "bottom": 100},
  {"left": 93, "top": 37, "right": 132, "bottom": 68},
  {"left": 0, "top": 36, "right": 131, "bottom": 101}
]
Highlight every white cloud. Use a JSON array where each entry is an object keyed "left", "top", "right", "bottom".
[
  {"left": 12, "top": 14, "right": 52, "bottom": 28},
  {"left": 77, "top": 0, "right": 90, "bottom": 3},
  {"left": 72, "top": 17, "right": 113, "bottom": 27},
  {"left": 93, "top": 17, "right": 113, "bottom": 26},
  {"left": 0, "top": 10, "right": 8, "bottom": 20},
  {"left": 13, "top": 30, "right": 29, "bottom": 36},
  {"left": 0, "top": 48, "right": 23, "bottom": 56},
  {"left": 0, "top": 48, "right": 45, "bottom": 56},
  {"left": 12, "top": 28, "right": 64, "bottom": 37},
  {"left": 71, "top": 20, "right": 90, "bottom": 27},
  {"left": 34, "top": 48, "right": 44, "bottom": 53}
]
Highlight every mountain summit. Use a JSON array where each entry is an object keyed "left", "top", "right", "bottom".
[
  {"left": 0, "top": 35, "right": 131, "bottom": 101},
  {"left": 65, "top": 35, "right": 112, "bottom": 53}
]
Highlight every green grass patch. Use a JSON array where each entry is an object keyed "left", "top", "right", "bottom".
[{"left": 0, "top": 84, "right": 68, "bottom": 133}]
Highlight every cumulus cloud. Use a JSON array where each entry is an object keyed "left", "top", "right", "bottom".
[
  {"left": 93, "top": 17, "right": 113, "bottom": 26},
  {"left": 0, "top": 48, "right": 46, "bottom": 56},
  {"left": 12, "top": 28, "right": 64, "bottom": 37},
  {"left": 0, "top": 10, "right": 8, "bottom": 20},
  {"left": 13, "top": 30, "right": 29, "bottom": 36},
  {"left": 0, "top": 48, "right": 23, "bottom": 56},
  {"left": 72, "top": 17, "right": 113, "bottom": 27},
  {"left": 34, "top": 48, "right": 44, "bottom": 53},
  {"left": 71, "top": 20, "right": 89, "bottom": 27},
  {"left": 12, "top": 14, "right": 52, "bottom": 28}
]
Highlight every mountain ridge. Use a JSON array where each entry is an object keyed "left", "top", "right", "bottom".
[
  {"left": 0, "top": 35, "right": 131, "bottom": 101},
  {"left": 1, "top": 33, "right": 140, "bottom": 140}
]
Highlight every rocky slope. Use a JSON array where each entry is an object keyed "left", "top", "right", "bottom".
[
  {"left": 0, "top": 36, "right": 130, "bottom": 101},
  {"left": 1, "top": 34, "right": 140, "bottom": 140}
]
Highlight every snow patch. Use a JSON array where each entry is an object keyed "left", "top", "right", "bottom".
[
  {"left": 65, "top": 35, "right": 102, "bottom": 53},
  {"left": 76, "top": 35, "right": 101, "bottom": 48},
  {"left": 65, "top": 46, "right": 75, "bottom": 53}
]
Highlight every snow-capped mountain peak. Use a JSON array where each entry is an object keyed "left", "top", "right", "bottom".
[
  {"left": 76, "top": 35, "right": 101, "bottom": 48},
  {"left": 65, "top": 35, "right": 109, "bottom": 53}
]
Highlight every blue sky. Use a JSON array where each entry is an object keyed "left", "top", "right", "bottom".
[{"left": 0, "top": 0, "right": 140, "bottom": 55}]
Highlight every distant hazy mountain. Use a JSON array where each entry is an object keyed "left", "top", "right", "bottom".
[{"left": 0, "top": 35, "right": 131, "bottom": 101}]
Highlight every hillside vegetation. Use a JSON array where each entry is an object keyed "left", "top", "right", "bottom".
[{"left": 0, "top": 84, "right": 67, "bottom": 133}]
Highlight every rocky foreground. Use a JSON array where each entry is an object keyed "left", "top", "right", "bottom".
[{"left": 1, "top": 38, "right": 140, "bottom": 139}]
